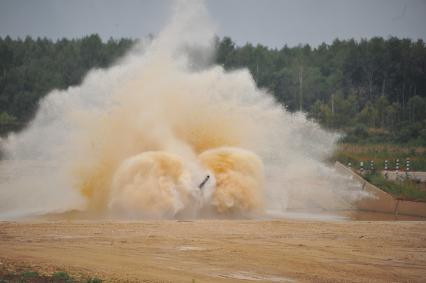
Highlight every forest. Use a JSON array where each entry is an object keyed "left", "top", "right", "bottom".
[{"left": 0, "top": 34, "right": 425, "bottom": 144}]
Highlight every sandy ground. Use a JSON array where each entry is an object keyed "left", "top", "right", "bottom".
[{"left": 0, "top": 217, "right": 426, "bottom": 283}]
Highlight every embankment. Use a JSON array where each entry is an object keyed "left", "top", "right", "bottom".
[{"left": 335, "top": 161, "right": 426, "bottom": 217}]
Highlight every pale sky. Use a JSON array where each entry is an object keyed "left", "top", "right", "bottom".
[{"left": 1, "top": 0, "right": 425, "bottom": 48}]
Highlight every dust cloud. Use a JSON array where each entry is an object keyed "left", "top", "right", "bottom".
[{"left": 0, "top": 0, "right": 364, "bottom": 219}]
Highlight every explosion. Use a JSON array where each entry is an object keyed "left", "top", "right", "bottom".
[
  {"left": 106, "top": 148, "right": 264, "bottom": 218},
  {"left": 0, "top": 0, "right": 363, "bottom": 220}
]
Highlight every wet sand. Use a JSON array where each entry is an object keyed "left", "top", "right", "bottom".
[{"left": 1, "top": 217, "right": 426, "bottom": 282}]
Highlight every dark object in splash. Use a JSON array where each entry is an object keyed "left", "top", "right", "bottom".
[{"left": 198, "top": 175, "right": 210, "bottom": 189}]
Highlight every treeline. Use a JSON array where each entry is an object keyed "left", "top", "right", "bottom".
[
  {"left": 216, "top": 37, "right": 426, "bottom": 144},
  {"left": 0, "top": 34, "right": 133, "bottom": 130},
  {"left": 1, "top": 35, "right": 425, "bottom": 144}
]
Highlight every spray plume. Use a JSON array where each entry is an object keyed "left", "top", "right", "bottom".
[{"left": 0, "top": 0, "right": 364, "bottom": 219}]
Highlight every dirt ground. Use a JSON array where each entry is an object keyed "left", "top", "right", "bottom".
[{"left": 0, "top": 217, "right": 426, "bottom": 283}]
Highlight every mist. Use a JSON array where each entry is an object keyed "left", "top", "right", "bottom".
[{"left": 0, "top": 0, "right": 364, "bottom": 219}]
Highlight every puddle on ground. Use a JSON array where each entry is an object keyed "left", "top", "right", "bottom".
[
  {"left": 217, "top": 271, "right": 294, "bottom": 282},
  {"left": 177, "top": 246, "right": 206, "bottom": 251},
  {"left": 23, "top": 208, "right": 426, "bottom": 222},
  {"left": 268, "top": 209, "right": 426, "bottom": 221},
  {"left": 339, "top": 210, "right": 425, "bottom": 221}
]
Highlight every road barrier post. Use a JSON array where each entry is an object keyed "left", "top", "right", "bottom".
[
  {"left": 405, "top": 158, "right": 410, "bottom": 179},
  {"left": 396, "top": 159, "right": 403, "bottom": 182},
  {"left": 384, "top": 160, "right": 388, "bottom": 179}
]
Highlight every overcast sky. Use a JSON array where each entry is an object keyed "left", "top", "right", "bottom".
[{"left": 1, "top": 0, "right": 425, "bottom": 48}]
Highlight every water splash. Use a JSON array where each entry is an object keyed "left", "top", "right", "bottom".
[{"left": 0, "top": 0, "right": 364, "bottom": 219}]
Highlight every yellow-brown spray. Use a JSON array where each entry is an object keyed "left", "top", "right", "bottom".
[
  {"left": 0, "top": 0, "right": 365, "bottom": 220},
  {"left": 199, "top": 148, "right": 264, "bottom": 214},
  {"left": 72, "top": 52, "right": 267, "bottom": 217}
]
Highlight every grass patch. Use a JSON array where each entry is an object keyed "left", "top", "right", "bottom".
[
  {"left": 52, "top": 271, "right": 72, "bottom": 281},
  {"left": 21, "top": 271, "right": 39, "bottom": 278},
  {"left": 0, "top": 268, "right": 103, "bottom": 283},
  {"left": 364, "top": 172, "right": 426, "bottom": 201}
]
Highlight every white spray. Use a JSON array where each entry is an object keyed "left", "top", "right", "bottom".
[{"left": 0, "top": 0, "right": 364, "bottom": 219}]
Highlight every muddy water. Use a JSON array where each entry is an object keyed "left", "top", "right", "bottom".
[
  {"left": 341, "top": 210, "right": 426, "bottom": 221},
  {"left": 33, "top": 209, "right": 426, "bottom": 222},
  {"left": 273, "top": 209, "right": 426, "bottom": 221}
]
